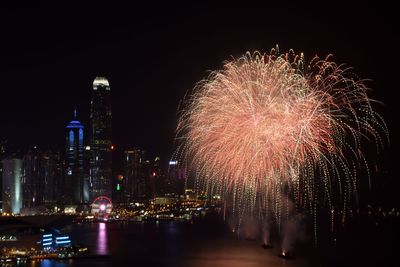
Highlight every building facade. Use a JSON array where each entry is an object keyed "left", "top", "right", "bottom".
[
  {"left": 2, "top": 158, "right": 23, "bottom": 214},
  {"left": 124, "top": 149, "right": 146, "bottom": 203},
  {"left": 65, "top": 111, "right": 85, "bottom": 204},
  {"left": 167, "top": 160, "right": 186, "bottom": 195},
  {"left": 22, "top": 147, "right": 42, "bottom": 207},
  {"left": 90, "top": 77, "right": 112, "bottom": 199},
  {"left": 40, "top": 150, "right": 63, "bottom": 205},
  {"left": 23, "top": 148, "right": 62, "bottom": 207}
]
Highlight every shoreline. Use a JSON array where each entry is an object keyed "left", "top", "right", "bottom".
[{"left": 1, "top": 253, "right": 111, "bottom": 262}]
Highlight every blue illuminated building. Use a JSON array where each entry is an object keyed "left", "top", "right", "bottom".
[
  {"left": 41, "top": 233, "right": 71, "bottom": 249},
  {"left": 65, "top": 110, "right": 87, "bottom": 204},
  {"left": 42, "top": 233, "right": 54, "bottom": 248}
]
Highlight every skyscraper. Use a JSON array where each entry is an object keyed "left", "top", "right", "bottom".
[
  {"left": 22, "top": 147, "right": 41, "bottom": 207},
  {"left": 167, "top": 160, "right": 186, "bottom": 195},
  {"left": 65, "top": 110, "right": 85, "bottom": 204},
  {"left": 41, "top": 150, "right": 63, "bottom": 205},
  {"left": 90, "top": 77, "right": 112, "bottom": 199},
  {"left": 152, "top": 156, "right": 164, "bottom": 197},
  {"left": 22, "top": 147, "right": 63, "bottom": 207},
  {"left": 124, "top": 149, "right": 146, "bottom": 203},
  {"left": 2, "top": 158, "right": 23, "bottom": 214}
]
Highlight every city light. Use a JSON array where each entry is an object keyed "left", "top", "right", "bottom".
[
  {"left": 56, "top": 240, "right": 71, "bottom": 244},
  {"left": 93, "top": 76, "right": 110, "bottom": 89},
  {"left": 0, "top": 6, "right": 395, "bottom": 267},
  {"left": 100, "top": 204, "right": 106, "bottom": 211}
]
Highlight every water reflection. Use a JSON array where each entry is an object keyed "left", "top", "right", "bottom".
[
  {"left": 40, "top": 259, "right": 69, "bottom": 267},
  {"left": 16, "top": 220, "right": 309, "bottom": 267},
  {"left": 17, "top": 259, "right": 70, "bottom": 267},
  {"left": 97, "top": 222, "right": 108, "bottom": 255}
]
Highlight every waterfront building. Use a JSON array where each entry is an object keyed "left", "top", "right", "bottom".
[
  {"left": 65, "top": 110, "right": 85, "bottom": 204},
  {"left": 124, "top": 149, "right": 146, "bottom": 203},
  {"left": 90, "top": 77, "right": 112, "bottom": 199}
]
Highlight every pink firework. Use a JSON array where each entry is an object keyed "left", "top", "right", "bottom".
[{"left": 176, "top": 49, "right": 387, "bottom": 228}]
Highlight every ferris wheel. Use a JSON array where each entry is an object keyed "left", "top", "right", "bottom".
[{"left": 91, "top": 196, "right": 113, "bottom": 214}]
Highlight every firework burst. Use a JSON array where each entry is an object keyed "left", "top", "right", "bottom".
[{"left": 175, "top": 48, "right": 387, "bottom": 238}]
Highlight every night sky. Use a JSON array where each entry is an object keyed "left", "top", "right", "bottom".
[{"left": 0, "top": 2, "right": 398, "bottom": 198}]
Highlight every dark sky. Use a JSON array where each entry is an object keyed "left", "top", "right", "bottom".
[{"left": 0, "top": 2, "right": 399, "bottom": 189}]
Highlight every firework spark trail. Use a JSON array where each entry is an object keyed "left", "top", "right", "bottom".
[{"left": 175, "top": 49, "right": 387, "bottom": 234}]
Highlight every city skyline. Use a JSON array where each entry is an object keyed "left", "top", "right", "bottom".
[
  {"left": 0, "top": 3, "right": 399, "bottom": 267},
  {"left": 1, "top": 75, "right": 183, "bottom": 207},
  {"left": 0, "top": 3, "right": 398, "bottom": 203}
]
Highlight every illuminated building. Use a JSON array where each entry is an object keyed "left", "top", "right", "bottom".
[
  {"left": 167, "top": 160, "right": 186, "bottom": 195},
  {"left": 124, "top": 149, "right": 146, "bottom": 202},
  {"left": 152, "top": 157, "right": 162, "bottom": 197},
  {"left": 23, "top": 148, "right": 62, "bottom": 207},
  {"left": 40, "top": 150, "right": 62, "bottom": 205},
  {"left": 90, "top": 77, "right": 112, "bottom": 199},
  {"left": 114, "top": 174, "right": 124, "bottom": 203},
  {"left": 65, "top": 110, "right": 85, "bottom": 204},
  {"left": 41, "top": 233, "right": 71, "bottom": 249},
  {"left": 1, "top": 158, "right": 23, "bottom": 214},
  {"left": 22, "top": 147, "right": 41, "bottom": 207},
  {"left": 82, "top": 145, "right": 91, "bottom": 203}
]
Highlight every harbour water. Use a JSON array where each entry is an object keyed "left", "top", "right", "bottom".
[
  {"left": 10, "top": 211, "right": 399, "bottom": 267},
  {"left": 14, "top": 215, "right": 309, "bottom": 267}
]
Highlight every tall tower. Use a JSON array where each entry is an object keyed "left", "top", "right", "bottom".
[
  {"left": 65, "top": 110, "right": 85, "bottom": 204},
  {"left": 22, "top": 147, "right": 40, "bottom": 207},
  {"left": 90, "top": 77, "right": 112, "bottom": 199},
  {"left": 124, "top": 149, "right": 146, "bottom": 203}
]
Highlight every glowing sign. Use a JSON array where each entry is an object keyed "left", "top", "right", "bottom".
[
  {"left": 169, "top": 160, "right": 178, "bottom": 165},
  {"left": 56, "top": 240, "right": 71, "bottom": 244}
]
